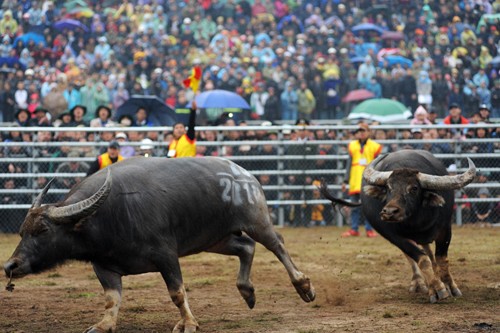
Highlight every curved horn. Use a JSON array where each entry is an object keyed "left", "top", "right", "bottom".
[
  {"left": 47, "top": 169, "right": 112, "bottom": 223},
  {"left": 32, "top": 178, "right": 56, "bottom": 208},
  {"left": 417, "top": 158, "right": 476, "bottom": 190},
  {"left": 362, "top": 154, "right": 392, "bottom": 186}
]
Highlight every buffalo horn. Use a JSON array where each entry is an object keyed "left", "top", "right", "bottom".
[
  {"left": 363, "top": 154, "right": 392, "bottom": 185},
  {"left": 417, "top": 157, "right": 476, "bottom": 190},
  {"left": 47, "top": 169, "right": 112, "bottom": 223},
  {"left": 32, "top": 178, "right": 56, "bottom": 208}
]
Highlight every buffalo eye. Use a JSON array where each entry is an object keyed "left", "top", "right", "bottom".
[{"left": 409, "top": 185, "right": 418, "bottom": 194}]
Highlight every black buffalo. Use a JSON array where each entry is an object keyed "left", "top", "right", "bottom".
[
  {"left": 4, "top": 157, "right": 315, "bottom": 333},
  {"left": 321, "top": 150, "right": 476, "bottom": 303}
]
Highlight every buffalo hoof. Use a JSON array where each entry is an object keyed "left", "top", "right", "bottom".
[
  {"left": 429, "top": 288, "right": 450, "bottom": 303},
  {"left": 172, "top": 319, "right": 198, "bottom": 333},
  {"left": 293, "top": 277, "right": 316, "bottom": 303},
  {"left": 408, "top": 279, "right": 428, "bottom": 294},
  {"left": 237, "top": 284, "right": 256, "bottom": 309},
  {"left": 84, "top": 326, "right": 111, "bottom": 333},
  {"left": 451, "top": 286, "right": 462, "bottom": 297}
]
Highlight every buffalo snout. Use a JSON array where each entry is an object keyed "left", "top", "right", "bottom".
[
  {"left": 380, "top": 205, "right": 404, "bottom": 222},
  {"left": 4, "top": 260, "right": 18, "bottom": 277}
]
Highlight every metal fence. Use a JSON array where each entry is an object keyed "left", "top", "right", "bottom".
[{"left": 0, "top": 123, "right": 498, "bottom": 232}]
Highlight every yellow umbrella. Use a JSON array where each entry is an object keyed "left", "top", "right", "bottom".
[{"left": 452, "top": 47, "right": 468, "bottom": 58}]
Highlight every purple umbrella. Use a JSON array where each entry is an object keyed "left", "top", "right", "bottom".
[{"left": 53, "top": 19, "right": 89, "bottom": 32}]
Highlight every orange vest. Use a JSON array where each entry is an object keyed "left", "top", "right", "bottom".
[
  {"left": 348, "top": 139, "right": 382, "bottom": 195},
  {"left": 98, "top": 153, "right": 124, "bottom": 169},
  {"left": 168, "top": 134, "right": 196, "bottom": 158}
]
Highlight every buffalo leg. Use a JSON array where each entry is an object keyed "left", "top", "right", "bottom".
[
  {"left": 157, "top": 257, "right": 198, "bottom": 333},
  {"left": 206, "top": 233, "right": 256, "bottom": 308},
  {"left": 245, "top": 225, "right": 315, "bottom": 303},
  {"left": 433, "top": 226, "right": 462, "bottom": 297},
  {"left": 404, "top": 254, "right": 428, "bottom": 294},
  {"left": 85, "top": 263, "right": 123, "bottom": 333},
  {"left": 383, "top": 233, "right": 448, "bottom": 303}
]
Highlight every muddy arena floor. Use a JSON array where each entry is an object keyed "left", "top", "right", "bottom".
[{"left": 1, "top": 226, "right": 499, "bottom": 333}]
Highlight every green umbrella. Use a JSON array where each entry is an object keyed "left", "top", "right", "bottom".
[
  {"left": 348, "top": 98, "right": 412, "bottom": 123},
  {"left": 64, "top": 0, "right": 88, "bottom": 10}
]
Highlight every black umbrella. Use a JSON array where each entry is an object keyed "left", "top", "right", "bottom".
[{"left": 114, "top": 95, "right": 177, "bottom": 126}]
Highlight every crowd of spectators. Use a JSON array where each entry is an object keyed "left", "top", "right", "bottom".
[
  {"left": 0, "top": 0, "right": 498, "bottom": 127},
  {"left": 0, "top": 0, "right": 499, "bottom": 230}
]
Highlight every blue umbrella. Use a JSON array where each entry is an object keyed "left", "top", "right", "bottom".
[
  {"left": 379, "top": 55, "right": 413, "bottom": 68},
  {"left": 13, "top": 32, "right": 46, "bottom": 46},
  {"left": 53, "top": 19, "right": 89, "bottom": 32},
  {"left": 352, "top": 23, "right": 385, "bottom": 36},
  {"left": 0, "top": 57, "right": 25, "bottom": 70},
  {"left": 255, "top": 32, "right": 271, "bottom": 45},
  {"left": 350, "top": 56, "right": 366, "bottom": 64},
  {"left": 193, "top": 90, "right": 250, "bottom": 109},
  {"left": 277, "top": 15, "right": 304, "bottom": 33},
  {"left": 114, "top": 95, "right": 177, "bottom": 126}
]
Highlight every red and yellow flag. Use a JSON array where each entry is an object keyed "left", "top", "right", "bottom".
[{"left": 183, "top": 66, "right": 202, "bottom": 93}]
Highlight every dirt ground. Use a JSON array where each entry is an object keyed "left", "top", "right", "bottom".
[{"left": 0, "top": 226, "right": 499, "bottom": 333}]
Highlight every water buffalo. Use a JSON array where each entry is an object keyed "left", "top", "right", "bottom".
[
  {"left": 4, "top": 157, "right": 315, "bottom": 333},
  {"left": 320, "top": 150, "right": 476, "bottom": 303}
]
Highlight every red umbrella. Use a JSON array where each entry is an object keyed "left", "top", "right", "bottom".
[
  {"left": 342, "top": 89, "right": 375, "bottom": 103},
  {"left": 381, "top": 31, "right": 405, "bottom": 41}
]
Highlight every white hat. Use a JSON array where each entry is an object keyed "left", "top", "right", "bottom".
[
  {"left": 447, "top": 164, "right": 457, "bottom": 173},
  {"left": 328, "top": 48, "right": 337, "bottom": 54},
  {"left": 183, "top": 17, "right": 192, "bottom": 24},
  {"left": 98, "top": 36, "right": 107, "bottom": 43},
  {"left": 140, "top": 138, "right": 154, "bottom": 150},
  {"left": 115, "top": 132, "right": 128, "bottom": 140},
  {"left": 25, "top": 68, "right": 34, "bottom": 76}
]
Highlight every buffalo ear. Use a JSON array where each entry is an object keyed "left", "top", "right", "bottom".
[
  {"left": 423, "top": 191, "right": 445, "bottom": 207},
  {"left": 363, "top": 185, "right": 386, "bottom": 200}
]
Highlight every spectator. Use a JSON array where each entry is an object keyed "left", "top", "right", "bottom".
[
  {"left": 86, "top": 140, "right": 124, "bottom": 176},
  {"left": 297, "top": 81, "right": 316, "bottom": 120},
  {"left": 471, "top": 188, "right": 494, "bottom": 224},
  {"left": 410, "top": 105, "right": 432, "bottom": 126},
  {"left": 167, "top": 101, "right": 197, "bottom": 158},
  {"left": 55, "top": 151, "right": 89, "bottom": 189},
  {"left": 134, "top": 107, "right": 154, "bottom": 127},
  {"left": 90, "top": 105, "right": 115, "bottom": 128},
  {"left": 115, "top": 132, "right": 135, "bottom": 158},
  {"left": 341, "top": 122, "right": 381, "bottom": 238},
  {"left": 280, "top": 81, "right": 298, "bottom": 121},
  {"left": 70, "top": 105, "right": 89, "bottom": 127}
]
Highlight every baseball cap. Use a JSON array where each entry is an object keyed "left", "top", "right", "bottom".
[
  {"left": 448, "top": 103, "right": 460, "bottom": 110},
  {"left": 479, "top": 104, "right": 490, "bottom": 111},
  {"left": 108, "top": 141, "right": 120, "bottom": 149},
  {"left": 411, "top": 128, "right": 422, "bottom": 134},
  {"left": 355, "top": 123, "right": 370, "bottom": 132},
  {"left": 295, "top": 118, "right": 310, "bottom": 126}
]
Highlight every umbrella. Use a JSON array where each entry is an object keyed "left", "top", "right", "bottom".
[
  {"left": 277, "top": 15, "right": 305, "bottom": 33},
  {"left": 193, "top": 90, "right": 250, "bottom": 109},
  {"left": 342, "top": 89, "right": 375, "bottom": 103},
  {"left": 350, "top": 56, "right": 366, "bottom": 64},
  {"left": 63, "top": 0, "right": 88, "bottom": 10},
  {"left": 0, "top": 57, "right": 25, "bottom": 70},
  {"left": 13, "top": 32, "right": 46, "bottom": 46},
  {"left": 489, "top": 55, "right": 500, "bottom": 68},
  {"left": 53, "top": 19, "right": 89, "bottom": 32},
  {"left": 255, "top": 32, "right": 271, "bottom": 45},
  {"left": 115, "top": 95, "right": 177, "bottom": 126},
  {"left": 351, "top": 23, "right": 385, "bottom": 36},
  {"left": 380, "top": 31, "right": 405, "bottom": 41},
  {"left": 348, "top": 98, "right": 412, "bottom": 122},
  {"left": 68, "top": 7, "right": 95, "bottom": 18},
  {"left": 379, "top": 55, "right": 413, "bottom": 68}
]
